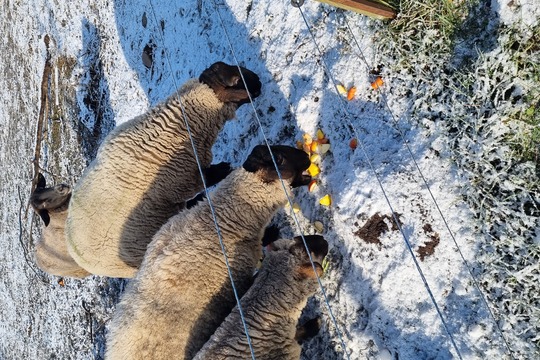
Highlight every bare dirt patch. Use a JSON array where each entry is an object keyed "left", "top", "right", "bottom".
[
  {"left": 417, "top": 223, "right": 440, "bottom": 261},
  {"left": 354, "top": 212, "right": 403, "bottom": 246}
]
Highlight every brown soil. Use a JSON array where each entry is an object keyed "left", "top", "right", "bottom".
[
  {"left": 354, "top": 212, "right": 403, "bottom": 246},
  {"left": 418, "top": 223, "right": 440, "bottom": 261}
]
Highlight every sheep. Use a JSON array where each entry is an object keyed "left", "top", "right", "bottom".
[
  {"left": 30, "top": 174, "right": 91, "bottom": 278},
  {"left": 105, "top": 144, "right": 312, "bottom": 360},
  {"left": 193, "top": 235, "right": 328, "bottom": 360},
  {"left": 65, "top": 62, "right": 262, "bottom": 278}
]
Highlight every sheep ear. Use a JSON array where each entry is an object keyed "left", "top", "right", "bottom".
[
  {"left": 216, "top": 88, "right": 252, "bottom": 106},
  {"left": 36, "top": 173, "right": 46, "bottom": 189},
  {"left": 200, "top": 62, "right": 261, "bottom": 106},
  {"left": 38, "top": 209, "right": 51, "bottom": 226},
  {"left": 291, "top": 235, "right": 328, "bottom": 264},
  {"left": 295, "top": 317, "right": 321, "bottom": 344},
  {"left": 297, "top": 262, "right": 323, "bottom": 279},
  {"left": 261, "top": 225, "right": 280, "bottom": 247},
  {"left": 203, "top": 162, "right": 232, "bottom": 187}
]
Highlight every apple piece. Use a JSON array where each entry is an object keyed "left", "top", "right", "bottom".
[
  {"left": 308, "top": 180, "right": 319, "bottom": 192},
  {"left": 319, "top": 143, "right": 331, "bottom": 154},
  {"left": 314, "top": 220, "right": 324, "bottom": 233},
  {"left": 303, "top": 133, "right": 313, "bottom": 145}
]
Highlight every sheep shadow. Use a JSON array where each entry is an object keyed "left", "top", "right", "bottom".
[
  {"left": 72, "top": 18, "right": 124, "bottom": 359},
  {"left": 75, "top": 19, "right": 116, "bottom": 161}
]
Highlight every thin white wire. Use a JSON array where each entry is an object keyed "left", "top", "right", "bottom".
[
  {"left": 341, "top": 13, "right": 515, "bottom": 358},
  {"left": 292, "top": 3, "right": 464, "bottom": 359},
  {"left": 208, "top": 1, "right": 351, "bottom": 358},
  {"left": 146, "top": 2, "right": 257, "bottom": 359}
]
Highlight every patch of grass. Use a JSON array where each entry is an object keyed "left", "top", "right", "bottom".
[
  {"left": 501, "top": 24, "right": 540, "bottom": 167},
  {"left": 508, "top": 101, "right": 540, "bottom": 165},
  {"left": 380, "top": 0, "right": 468, "bottom": 56},
  {"left": 373, "top": 0, "right": 540, "bottom": 355}
]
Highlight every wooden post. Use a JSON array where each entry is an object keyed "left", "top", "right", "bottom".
[{"left": 316, "top": 0, "right": 396, "bottom": 20}]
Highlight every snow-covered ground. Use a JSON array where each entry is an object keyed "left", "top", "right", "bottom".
[{"left": 1, "top": 0, "right": 537, "bottom": 359}]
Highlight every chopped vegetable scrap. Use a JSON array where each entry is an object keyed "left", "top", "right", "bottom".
[
  {"left": 310, "top": 153, "right": 320, "bottom": 163},
  {"left": 336, "top": 84, "right": 347, "bottom": 95},
  {"left": 295, "top": 129, "right": 334, "bottom": 216},
  {"left": 314, "top": 221, "right": 324, "bottom": 233},
  {"left": 307, "top": 163, "right": 320, "bottom": 177},
  {"left": 347, "top": 86, "right": 357, "bottom": 101},
  {"left": 336, "top": 82, "right": 358, "bottom": 101},
  {"left": 308, "top": 180, "right": 319, "bottom": 192},
  {"left": 321, "top": 256, "right": 330, "bottom": 273},
  {"left": 319, "top": 143, "right": 330, "bottom": 154},
  {"left": 319, "top": 194, "right": 332, "bottom": 206},
  {"left": 371, "top": 76, "right": 384, "bottom": 90},
  {"left": 292, "top": 202, "right": 301, "bottom": 213}
]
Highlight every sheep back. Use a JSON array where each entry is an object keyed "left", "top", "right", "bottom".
[{"left": 66, "top": 79, "right": 237, "bottom": 278}]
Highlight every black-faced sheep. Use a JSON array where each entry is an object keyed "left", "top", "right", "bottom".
[
  {"left": 193, "top": 235, "right": 328, "bottom": 360},
  {"left": 30, "top": 174, "right": 90, "bottom": 278},
  {"left": 66, "top": 62, "right": 261, "bottom": 278},
  {"left": 105, "top": 145, "right": 312, "bottom": 360}
]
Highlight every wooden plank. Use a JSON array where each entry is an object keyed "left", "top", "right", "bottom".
[{"left": 316, "top": 0, "right": 396, "bottom": 20}]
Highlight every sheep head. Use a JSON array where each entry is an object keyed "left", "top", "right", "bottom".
[
  {"left": 290, "top": 235, "right": 329, "bottom": 280},
  {"left": 269, "top": 235, "right": 328, "bottom": 278},
  {"left": 242, "top": 145, "right": 311, "bottom": 188},
  {"left": 30, "top": 173, "right": 71, "bottom": 226},
  {"left": 199, "top": 62, "right": 261, "bottom": 107}
]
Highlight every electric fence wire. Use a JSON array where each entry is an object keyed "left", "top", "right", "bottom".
[
  {"left": 146, "top": 1, "right": 257, "bottom": 358},
  {"left": 341, "top": 13, "right": 515, "bottom": 359},
  {"left": 208, "top": 0, "right": 352, "bottom": 358},
  {"left": 291, "top": 1, "right": 464, "bottom": 358}
]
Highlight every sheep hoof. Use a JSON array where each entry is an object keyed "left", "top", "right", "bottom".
[{"left": 199, "top": 62, "right": 261, "bottom": 107}]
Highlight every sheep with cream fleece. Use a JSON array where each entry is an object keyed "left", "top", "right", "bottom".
[
  {"left": 105, "top": 145, "right": 311, "bottom": 360},
  {"left": 30, "top": 174, "right": 90, "bottom": 278},
  {"left": 193, "top": 235, "right": 328, "bottom": 360},
  {"left": 66, "top": 62, "right": 261, "bottom": 278}
]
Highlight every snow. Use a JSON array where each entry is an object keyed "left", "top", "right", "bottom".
[{"left": 0, "top": 0, "right": 537, "bottom": 359}]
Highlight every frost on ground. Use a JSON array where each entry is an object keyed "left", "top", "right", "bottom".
[{"left": 0, "top": 0, "right": 538, "bottom": 359}]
